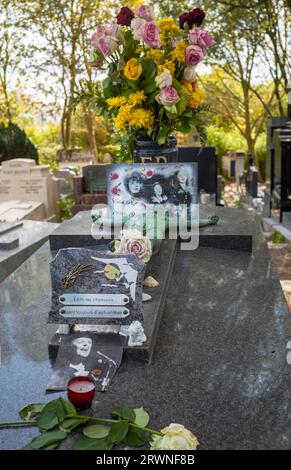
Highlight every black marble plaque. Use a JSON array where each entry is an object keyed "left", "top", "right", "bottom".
[{"left": 49, "top": 248, "right": 145, "bottom": 325}]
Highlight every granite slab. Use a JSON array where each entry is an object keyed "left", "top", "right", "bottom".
[
  {"left": 0, "top": 208, "right": 290, "bottom": 450},
  {"left": 49, "top": 207, "right": 253, "bottom": 253},
  {"left": 0, "top": 220, "right": 59, "bottom": 283}
]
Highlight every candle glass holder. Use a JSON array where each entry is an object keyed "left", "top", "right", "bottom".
[{"left": 67, "top": 375, "right": 96, "bottom": 410}]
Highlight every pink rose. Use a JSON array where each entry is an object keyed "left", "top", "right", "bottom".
[
  {"left": 131, "top": 17, "right": 146, "bottom": 40},
  {"left": 156, "top": 86, "right": 180, "bottom": 108},
  {"left": 140, "top": 21, "right": 161, "bottom": 49},
  {"left": 185, "top": 45, "right": 204, "bottom": 66},
  {"left": 114, "top": 229, "right": 152, "bottom": 263},
  {"left": 136, "top": 5, "right": 154, "bottom": 21},
  {"left": 188, "top": 29, "right": 214, "bottom": 51},
  {"left": 97, "top": 36, "right": 118, "bottom": 56},
  {"left": 91, "top": 26, "right": 106, "bottom": 48}
]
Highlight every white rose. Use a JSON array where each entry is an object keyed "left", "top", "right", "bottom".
[
  {"left": 183, "top": 66, "right": 197, "bottom": 82},
  {"left": 131, "top": 17, "right": 146, "bottom": 41},
  {"left": 150, "top": 423, "right": 199, "bottom": 450},
  {"left": 114, "top": 229, "right": 152, "bottom": 263},
  {"left": 155, "top": 68, "right": 172, "bottom": 89}
]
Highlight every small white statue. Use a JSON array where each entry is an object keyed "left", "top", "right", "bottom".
[{"left": 127, "top": 321, "right": 147, "bottom": 347}]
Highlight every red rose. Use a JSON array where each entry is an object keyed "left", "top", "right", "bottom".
[
  {"left": 112, "top": 185, "right": 120, "bottom": 195},
  {"left": 111, "top": 172, "right": 119, "bottom": 180},
  {"left": 179, "top": 8, "right": 205, "bottom": 29},
  {"left": 116, "top": 7, "right": 135, "bottom": 26},
  {"left": 146, "top": 170, "right": 153, "bottom": 177},
  {"left": 179, "top": 12, "right": 190, "bottom": 29}
]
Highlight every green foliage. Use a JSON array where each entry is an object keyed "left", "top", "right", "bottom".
[
  {"left": 58, "top": 197, "right": 74, "bottom": 222},
  {"left": 3, "top": 397, "right": 159, "bottom": 451},
  {"left": 255, "top": 132, "right": 267, "bottom": 180},
  {"left": 0, "top": 122, "right": 38, "bottom": 162},
  {"left": 272, "top": 231, "right": 285, "bottom": 244}
]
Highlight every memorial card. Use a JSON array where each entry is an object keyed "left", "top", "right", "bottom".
[
  {"left": 49, "top": 248, "right": 145, "bottom": 325},
  {"left": 106, "top": 162, "right": 198, "bottom": 218},
  {"left": 46, "top": 332, "right": 125, "bottom": 391}
]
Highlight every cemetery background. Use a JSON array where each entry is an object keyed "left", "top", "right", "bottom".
[{"left": 0, "top": 0, "right": 291, "bottom": 452}]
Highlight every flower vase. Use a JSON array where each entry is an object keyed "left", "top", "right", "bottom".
[{"left": 132, "top": 137, "right": 178, "bottom": 164}]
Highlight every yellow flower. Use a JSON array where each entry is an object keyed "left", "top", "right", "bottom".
[
  {"left": 106, "top": 96, "right": 127, "bottom": 110},
  {"left": 188, "top": 87, "right": 204, "bottom": 109},
  {"left": 128, "top": 91, "right": 146, "bottom": 106},
  {"left": 113, "top": 104, "right": 133, "bottom": 131},
  {"left": 180, "top": 79, "right": 193, "bottom": 94},
  {"left": 124, "top": 58, "right": 142, "bottom": 81},
  {"left": 156, "top": 18, "right": 180, "bottom": 37},
  {"left": 146, "top": 49, "right": 163, "bottom": 64},
  {"left": 150, "top": 423, "right": 199, "bottom": 451},
  {"left": 163, "top": 60, "right": 175, "bottom": 76},
  {"left": 128, "top": 108, "right": 154, "bottom": 129},
  {"left": 171, "top": 41, "right": 186, "bottom": 63}
]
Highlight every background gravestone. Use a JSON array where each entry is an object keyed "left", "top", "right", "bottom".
[
  {"left": 82, "top": 165, "right": 107, "bottom": 193},
  {"left": 0, "top": 158, "right": 60, "bottom": 221}
]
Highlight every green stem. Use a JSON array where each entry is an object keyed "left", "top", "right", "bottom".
[
  {"left": 0, "top": 416, "right": 163, "bottom": 437},
  {"left": 69, "top": 414, "right": 163, "bottom": 436},
  {"left": 0, "top": 420, "right": 36, "bottom": 427}
]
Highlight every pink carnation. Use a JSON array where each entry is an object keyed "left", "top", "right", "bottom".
[
  {"left": 185, "top": 45, "right": 204, "bottom": 66},
  {"left": 188, "top": 29, "right": 214, "bottom": 51},
  {"left": 136, "top": 5, "right": 154, "bottom": 21},
  {"left": 140, "top": 21, "right": 161, "bottom": 49}
]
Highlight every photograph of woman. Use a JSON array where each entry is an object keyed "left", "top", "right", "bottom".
[{"left": 151, "top": 182, "right": 168, "bottom": 204}]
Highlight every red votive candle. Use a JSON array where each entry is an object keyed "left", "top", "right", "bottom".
[{"left": 67, "top": 376, "right": 95, "bottom": 409}]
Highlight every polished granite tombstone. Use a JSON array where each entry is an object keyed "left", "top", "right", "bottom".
[
  {"left": 0, "top": 207, "right": 291, "bottom": 449},
  {"left": 0, "top": 220, "right": 59, "bottom": 283}
]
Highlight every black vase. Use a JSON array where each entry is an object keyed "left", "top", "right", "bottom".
[{"left": 132, "top": 137, "right": 178, "bottom": 163}]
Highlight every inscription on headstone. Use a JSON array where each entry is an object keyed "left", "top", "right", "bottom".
[{"left": 49, "top": 248, "right": 145, "bottom": 325}]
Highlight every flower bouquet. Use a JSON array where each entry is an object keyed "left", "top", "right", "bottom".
[{"left": 89, "top": 4, "right": 214, "bottom": 156}]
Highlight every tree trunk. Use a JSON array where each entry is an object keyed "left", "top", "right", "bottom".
[
  {"left": 84, "top": 108, "right": 98, "bottom": 163},
  {"left": 61, "top": 108, "right": 67, "bottom": 150},
  {"left": 65, "top": 107, "right": 72, "bottom": 150}
]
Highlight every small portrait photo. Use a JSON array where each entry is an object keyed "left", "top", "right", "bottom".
[{"left": 46, "top": 333, "right": 125, "bottom": 391}]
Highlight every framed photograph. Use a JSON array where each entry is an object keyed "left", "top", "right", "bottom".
[{"left": 106, "top": 163, "right": 198, "bottom": 218}]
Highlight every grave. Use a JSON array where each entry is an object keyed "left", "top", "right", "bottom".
[
  {"left": 0, "top": 219, "right": 59, "bottom": 283},
  {"left": 0, "top": 206, "right": 290, "bottom": 449},
  {"left": 54, "top": 169, "right": 75, "bottom": 199},
  {"left": 0, "top": 158, "right": 60, "bottom": 221},
  {"left": 72, "top": 165, "right": 108, "bottom": 215}
]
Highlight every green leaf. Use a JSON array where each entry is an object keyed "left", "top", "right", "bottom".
[
  {"left": 157, "top": 127, "right": 169, "bottom": 145},
  {"left": 177, "top": 93, "right": 189, "bottom": 115},
  {"left": 36, "top": 398, "right": 71, "bottom": 431},
  {"left": 42, "top": 443, "right": 60, "bottom": 450},
  {"left": 122, "top": 427, "right": 149, "bottom": 447},
  {"left": 19, "top": 403, "right": 45, "bottom": 421},
  {"left": 133, "top": 408, "right": 150, "bottom": 428},
  {"left": 172, "top": 79, "right": 182, "bottom": 92},
  {"left": 109, "top": 421, "right": 129, "bottom": 444},
  {"left": 73, "top": 435, "right": 113, "bottom": 451},
  {"left": 112, "top": 405, "right": 136, "bottom": 422},
  {"left": 61, "top": 399, "right": 76, "bottom": 416},
  {"left": 60, "top": 417, "right": 89, "bottom": 432},
  {"left": 83, "top": 424, "right": 110, "bottom": 439},
  {"left": 29, "top": 430, "right": 67, "bottom": 450}
]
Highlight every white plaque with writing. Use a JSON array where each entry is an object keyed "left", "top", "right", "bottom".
[
  {"left": 59, "top": 293, "right": 129, "bottom": 306},
  {"left": 59, "top": 306, "right": 130, "bottom": 318}
]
